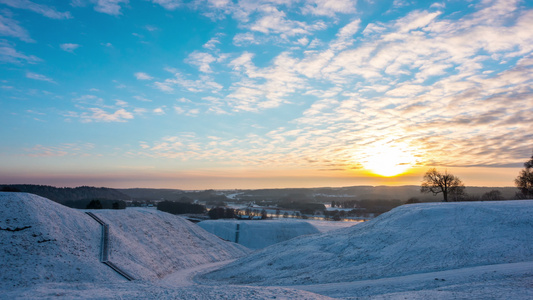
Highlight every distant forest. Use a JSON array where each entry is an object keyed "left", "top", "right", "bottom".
[
  {"left": 0, "top": 184, "right": 130, "bottom": 209},
  {"left": 1, "top": 184, "right": 519, "bottom": 213}
]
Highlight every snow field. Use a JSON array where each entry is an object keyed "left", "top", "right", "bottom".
[
  {"left": 201, "top": 201, "right": 533, "bottom": 286},
  {"left": 3, "top": 192, "right": 532, "bottom": 299},
  {"left": 93, "top": 208, "right": 250, "bottom": 280},
  {"left": 0, "top": 192, "right": 117, "bottom": 289},
  {"left": 0, "top": 193, "right": 249, "bottom": 286}
]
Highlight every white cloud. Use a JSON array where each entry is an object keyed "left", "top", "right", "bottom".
[
  {"left": 395, "top": 10, "right": 442, "bottom": 33},
  {"left": 134, "top": 95, "right": 152, "bottom": 102},
  {"left": 301, "top": 0, "right": 357, "bottom": 17},
  {"left": 297, "top": 37, "right": 309, "bottom": 46},
  {"left": 151, "top": 0, "right": 181, "bottom": 10},
  {"left": 154, "top": 72, "right": 223, "bottom": 93},
  {"left": 203, "top": 36, "right": 221, "bottom": 49},
  {"left": 134, "top": 72, "right": 154, "bottom": 80},
  {"left": 93, "top": 0, "right": 129, "bottom": 15},
  {"left": 26, "top": 72, "right": 55, "bottom": 83},
  {"left": 154, "top": 81, "right": 174, "bottom": 92},
  {"left": 24, "top": 143, "right": 94, "bottom": 157},
  {"left": 153, "top": 107, "right": 165, "bottom": 115},
  {"left": 233, "top": 32, "right": 261, "bottom": 46},
  {"left": 177, "top": 97, "right": 191, "bottom": 103},
  {"left": 115, "top": 99, "right": 128, "bottom": 107},
  {"left": 0, "top": 15, "right": 34, "bottom": 42},
  {"left": 0, "top": 0, "right": 72, "bottom": 19},
  {"left": 249, "top": 7, "right": 327, "bottom": 37},
  {"left": 330, "top": 18, "right": 360, "bottom": 51},
  {"left": 60, "top": 43, "right": 80, "bottom": 52},
  {"left": 0, "top": 40, "right": 40, "bottom": 63},
  {"left": 80, "top": 108, "right": 134, "bottom": 122},
  {"left": 186, "top": 51, "right": 217, "bottom": 73},
  {"left": 174, "top": 106, "right": 200, "bottom": 116}
]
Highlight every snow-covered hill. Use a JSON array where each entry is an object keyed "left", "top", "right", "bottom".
[
  {"left": 0, "top": 192, "right": 248, "bottom": 287},
  {"left": 201, "top": 200, "right": 533, "bottom": 286},
  {"left": 198, "top": 219, "right": 321, "bottom": 249},
  {"left": 0, "top": 192, "right": 114, "bottom": 289},
  {"left": 3, "top": 192, "right": 532, "bottom": 299},
  {"left": 93, "top": 208, "right": 249, "bottom": 280}
]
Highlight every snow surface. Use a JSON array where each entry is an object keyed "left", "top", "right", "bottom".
[
  {"left": 198, "top": 219, "right": 330, "bottom": 249},
  {"left": 304, "top": 219, "right": 359, "bottom": 233},
  {"left": 0, "top": 192, "right": 328, "bottom": 299},
  {"left": 201, "top": 201, "right": 533, "bottom": 286},
  {"left": 93, "top": 208, "right": 249, "bottom": 280},
  {"left": 290, "top": 261, "right": 533, "bottom": 299},
  {"left": 3, "top": 193, "right": 533, "bottom": 299},
  {"left": 0, "top": 192, "right": 115, "bottom": 290}
]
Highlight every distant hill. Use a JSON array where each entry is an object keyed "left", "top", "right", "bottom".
[
  {"left": 221, "top": 185, "right": 519, "bottom": 202},
  {"left": 1, "top": 184, "right": 519, "bottom": 204},
  {"left": 0, "top": 184, "right": 130, "bottom": 204},
  {"left": 117, "top": 188, "right": 185, "bottom": 201}
]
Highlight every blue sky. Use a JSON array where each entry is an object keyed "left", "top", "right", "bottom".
[{"left": 1, "top": 0, "right": 532, "bottom": 189}]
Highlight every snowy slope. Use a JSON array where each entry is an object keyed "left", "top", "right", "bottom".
[
  {"left": 0, "top": 192, "right": 119, "bottom": 290},
  {"left": 198, "top": 219, "right": 321, "bottom": 249},
  {"left": 92, "top": 208, "right": 250, "bottom": 280},
  {"left": 0, "top": 192, "right": 328, "bottom": 299},
  {"left": 201, "top": 201, "right": 533, "bottom": 286}
]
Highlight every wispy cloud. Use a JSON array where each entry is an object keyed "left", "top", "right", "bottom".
[
  {"left": 301, "top": 0, "right": 357, "bottom": 17},
  {"left": 154, "top": 71, "right": 223, "bottom": 93},
  {"left": 0, "top": 15, "right": 34, "bottom": 42},
  {"left": 134, "top": 72, "right": 153, "bottom": 80},
  {"left": 26, "top": 72, "right": 55, "bottom": 83},
  {"left": 186, "top": 51, "right": 217, "bottom": 73},
  {"left": 80, "top": 107, "right": 134, "bottom": 122},
  {"left": 0, "top": 40, "right": 40, "bottom": 63},
  {"left": 0, "top": 0, "right": 72, "bottom": 19},
  {"left": 153, "top": 107, "right": 165, "bottom": 115},
  {"left": 136, "top": 0, "right": 533, "bottom": 171},
  {"left": 151, "top": 0, "right": 181, "bottom": 10},
  {"left": 24, "top": 143, "right": 95, "bottom": 157},
  {"left": 60, "top": 43, "right": 80, "bottom": 52},
  {"left": 82, "top": 0, "right": 129, "bottom": 15}
]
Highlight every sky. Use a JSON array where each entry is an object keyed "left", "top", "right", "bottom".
[{"left": 0, "top": 0, "right": 532, "bottom": 190}]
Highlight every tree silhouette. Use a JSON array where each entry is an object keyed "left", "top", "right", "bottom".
[
  {"left": 515, "top": 152, "right": 533, "bottom": 199},
  {"left": 86, "top": 199, "right": 103, "bottom": 209},
  {"left": 421, "top": 168, "right": 465, "bottom": 202}
]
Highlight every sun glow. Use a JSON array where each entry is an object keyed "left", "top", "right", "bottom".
[{"left": 361, "top": 144, "right": 416, "bottom": 177}]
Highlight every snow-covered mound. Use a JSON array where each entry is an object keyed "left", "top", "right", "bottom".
[
  {"left": 198, "top": 219, "right": 321, "bottom": 249},
  {"left": 0, "top": 192, "right": 116, "bottom": 289},
  {"left": 0, "top": 192, "right": 249, "bottom": 290},
  {"left": 93, "top": 208, "right": 250, "bottom": 280},
  {"left": 201, "top": 201, "right": 533, "bottom": 286}
]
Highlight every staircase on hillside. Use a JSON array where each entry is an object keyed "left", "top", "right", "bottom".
[{"left": 86, "top": 212, "right": 135, "bottom": 281}]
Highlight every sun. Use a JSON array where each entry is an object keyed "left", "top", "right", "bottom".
[{"left": 361, "top": 144, "right": 416, "bottom": 177}]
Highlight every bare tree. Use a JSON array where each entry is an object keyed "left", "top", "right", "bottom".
[
  {"left": 481, "top": 190, "right": 504, "bottom": 201},
  {"left": 421, "top": 168, "right": 465, "bottom": 202},
  {"left": 515, "top": 151, "right": 533, "bottom": 199}
]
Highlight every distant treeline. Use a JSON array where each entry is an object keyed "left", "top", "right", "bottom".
[
  {"left": 157, "top": 200, "right": 206, "bottom": 215},
  {"left": 0, "top": 184, "right": 130, "bottom": 209},
  {"left": 70, "top": 199, "right": 127, "bottom": 210}
]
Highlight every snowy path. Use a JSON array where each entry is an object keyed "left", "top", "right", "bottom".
[
  {"left": 286, "top": 261, "right": 533, "bottom": 298},
  {"left": 160, "top": 260, "right": 235, "bottom": 288}
]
